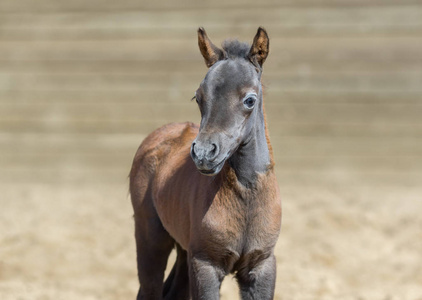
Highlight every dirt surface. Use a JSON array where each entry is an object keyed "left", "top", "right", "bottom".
[{"left": 1, "top": 179, "right": 422, "bottom": 299}]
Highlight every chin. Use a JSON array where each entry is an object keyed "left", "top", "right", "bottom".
[{"left": 197, "top": 160, "right": 226, "bottom": 176}]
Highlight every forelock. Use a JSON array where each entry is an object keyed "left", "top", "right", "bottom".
[{"left": 221, "top": 39, "right": 250, "bottom": 60}]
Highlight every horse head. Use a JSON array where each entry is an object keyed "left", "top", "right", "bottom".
[{"left": 191, "top": 27, "right": 270, "bottom": 176}]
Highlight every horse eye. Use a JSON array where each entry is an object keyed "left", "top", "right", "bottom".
[
  {"left": 192, "top": 95, "right": 200, "bottom": 104},
  {"left": 243, "top": 97, "right": 256, "bottom": 109}
]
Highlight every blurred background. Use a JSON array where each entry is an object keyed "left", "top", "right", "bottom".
[{"left": 1, "top": 0, "right": 421, "bottom": 299}]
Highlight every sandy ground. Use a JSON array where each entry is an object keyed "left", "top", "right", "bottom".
[{"left": 1, "top": 173, "right": 421, "bottom": 299}]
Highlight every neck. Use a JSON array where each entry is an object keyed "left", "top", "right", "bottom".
[{"left": 228, "top": 111, "right": 271, "bottom": 188}]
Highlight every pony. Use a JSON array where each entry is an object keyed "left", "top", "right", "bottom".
[{"left": 129, "top": 27, "right": 281, "bottom": 300}]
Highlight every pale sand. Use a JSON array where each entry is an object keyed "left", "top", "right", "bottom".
[{"left": 1, "top": 178, "right": 421, "bottom": 299}]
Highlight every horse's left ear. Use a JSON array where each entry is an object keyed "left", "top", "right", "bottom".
[{"left": 249, "top": 27, "right": 269, "bottom": 68}]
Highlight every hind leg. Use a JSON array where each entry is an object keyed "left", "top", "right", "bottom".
[
  {"left": 134, "top": 212, "right": 174, "bottom": 300},
  {"left": 163, "top": 244, "right": 190, "bottom": 300}
]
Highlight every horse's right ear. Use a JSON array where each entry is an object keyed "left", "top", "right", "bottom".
[{"left": 198, "top": 27, "right": 225, "bottom": 68}]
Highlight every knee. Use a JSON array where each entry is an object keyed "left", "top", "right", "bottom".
[{"left": 235, "top": 253, "right": 276, "bottom": 287}]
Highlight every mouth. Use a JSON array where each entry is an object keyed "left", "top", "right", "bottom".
[{"left": 198, "top": 158, "right": 226, "bottom": 176}]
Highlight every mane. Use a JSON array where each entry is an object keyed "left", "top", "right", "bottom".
[{"left": 221, "top": 39, "right": 251, "bottom": 59}]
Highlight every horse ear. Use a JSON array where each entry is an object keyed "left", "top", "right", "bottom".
[
  {"left": 249, "top": 27, "right": 269, "bottom": 68},
  {"left": 198, "top": 27, "right": 225, "bottom": 68}
]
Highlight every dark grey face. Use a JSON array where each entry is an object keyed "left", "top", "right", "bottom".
[
  {"left": 191, "top": 27, "right": 269, "bottom": 176},
  {"left": 191, "top": 59, "right": 262, "bottom": 176}
]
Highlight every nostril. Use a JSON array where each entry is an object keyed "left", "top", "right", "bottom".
[
  {"left": 211, "top": 143, "right": 217, "bottom": 155},
  {"left": 208, "top": 143, "right": 219, "bottom": 161},
  {"left": 191, "top": 143, "right": 197, "bottom": 158}
]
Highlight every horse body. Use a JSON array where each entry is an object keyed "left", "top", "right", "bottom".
[
  {"left": 130, "top": 28, "right": 281, "bottom": 300},
  {"left": 131, "top": 121, "right": 280, "bottom": 256}
]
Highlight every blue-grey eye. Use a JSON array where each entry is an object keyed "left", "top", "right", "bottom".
[{"left": 243, "top": 96, "right": 256, "bottom": 109}]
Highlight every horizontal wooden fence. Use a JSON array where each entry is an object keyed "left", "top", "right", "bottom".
[{"left": 1, "top": 1, "right": 421, "bottom": 187}]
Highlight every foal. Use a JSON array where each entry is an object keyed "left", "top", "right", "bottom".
[{"left": 130, "top": 27, "right": 281, "bottom": 300}]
